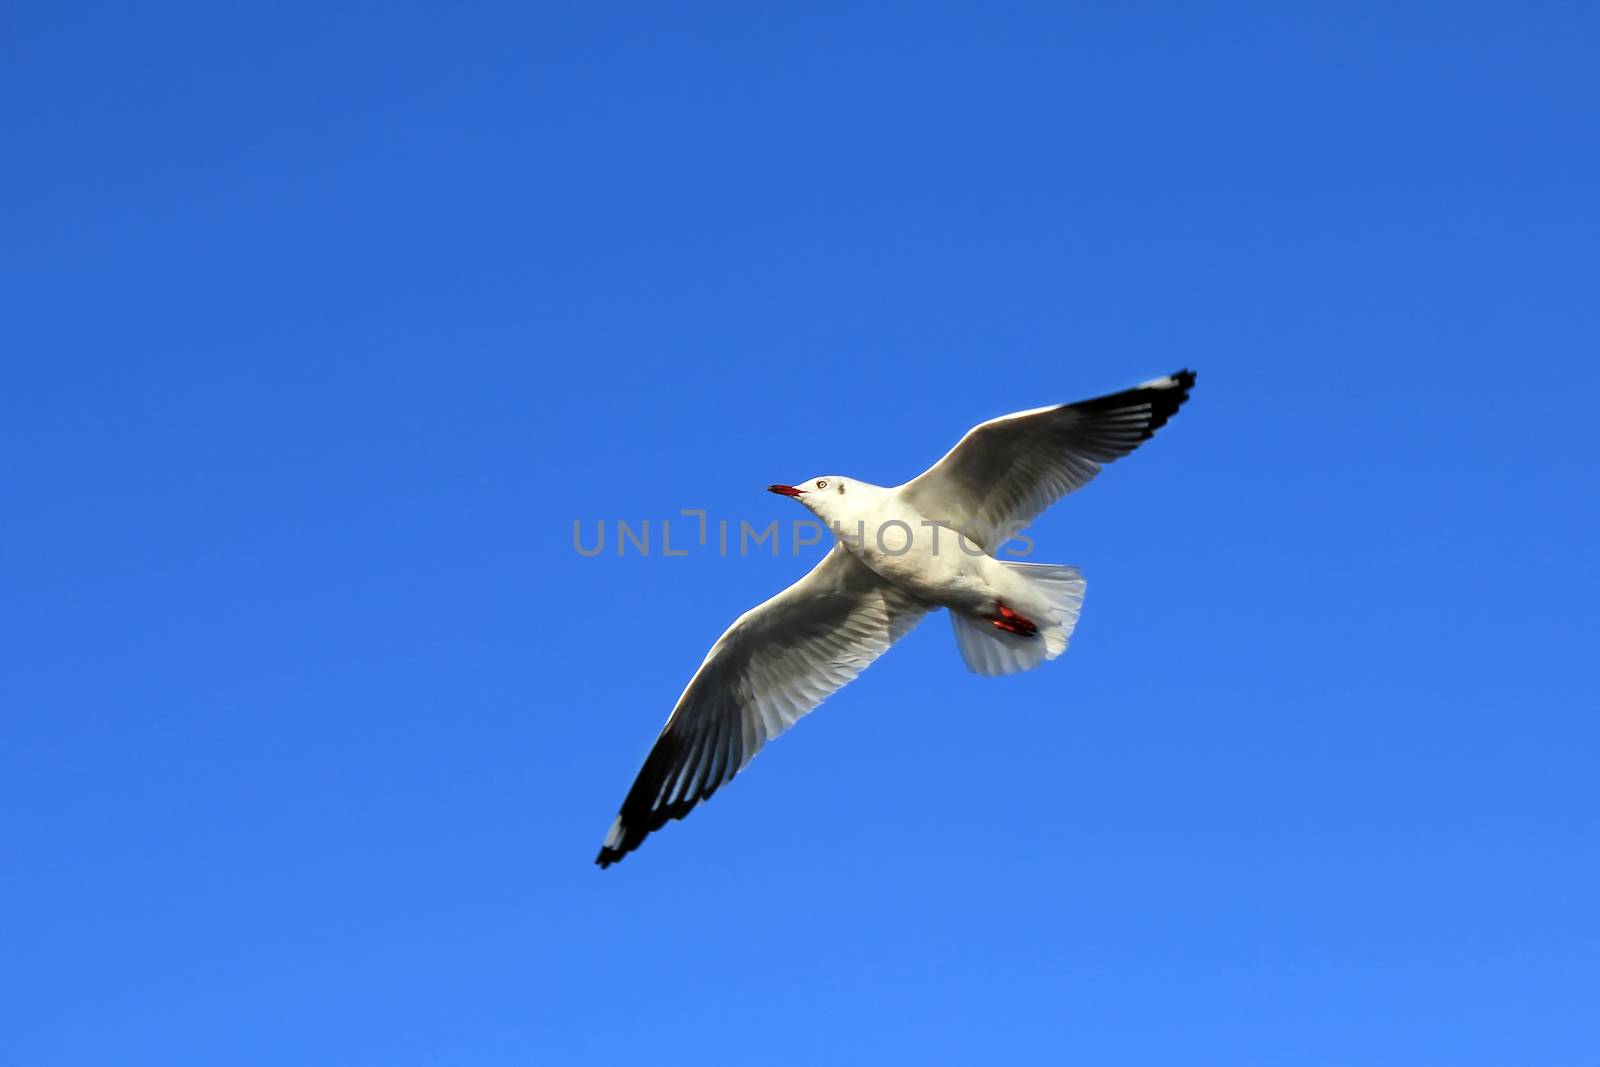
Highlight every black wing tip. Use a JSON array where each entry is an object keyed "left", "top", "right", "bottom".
[
  {"left": 592, "top": 801, "right": 691, "bottom": 869},
  {"left": 1141, "top": 368, "right": 1196, "bottom": 435},
  {"left": 596, "top": 837, "right": 636, "bottom": 868},
  {"left": 594, "top": 814, "right": 633, "bottom": 869},
  {"left": 596, "top": 720, "right": 744, "bottom": 869},
  {"left": 1064, "top": 368, "right": 1196, "bottom": 450},
  {"left": 1150, "top": 368, "right": 1196, "bottom": 401},
  {"left": 594, "top": 826, "right": 650, "bottom": 870}
]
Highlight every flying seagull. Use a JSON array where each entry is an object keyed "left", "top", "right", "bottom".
[{"left": 596, "top": 370, "right": 1196, "bottom": 867}]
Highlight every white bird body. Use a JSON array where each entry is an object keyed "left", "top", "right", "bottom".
[
  {"left": 595, "top": 370, "right": 1195, "bottom": 867},
  {"left": 806, "top": 480, "right": 1060, "bottom": 632}
]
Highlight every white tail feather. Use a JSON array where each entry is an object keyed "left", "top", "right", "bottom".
[{"left": 950, "top": 563, "right": 1086, "bottom": 677}]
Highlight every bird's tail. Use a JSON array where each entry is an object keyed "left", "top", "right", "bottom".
[{"left": 949, "top": 562, "right": 1086, "bottom": 676}]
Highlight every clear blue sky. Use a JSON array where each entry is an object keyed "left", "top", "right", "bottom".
[{"left": 4, "top": 3, "right": 1597, "bottom": 1064}]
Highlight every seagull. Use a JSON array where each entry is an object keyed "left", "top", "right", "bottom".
[{"left": 596, "top": 370, "right": 1196, "bottom": 867}]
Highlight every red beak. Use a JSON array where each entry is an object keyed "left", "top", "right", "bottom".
[{"left": 767, "top": 484, "right": 804, "bottom": 497}]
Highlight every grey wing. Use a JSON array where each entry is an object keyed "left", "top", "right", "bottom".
[
  {"left": 595, "top": 546, "right": 929, "bottom": 868},
  {"left": 899, "top": 370, "right": 1196, "bottom": 549}
]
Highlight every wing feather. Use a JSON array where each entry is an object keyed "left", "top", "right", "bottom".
[
  {"left": 595, "top": 546, "right": 928, "bottom": 867},
  {"left": 900, "top": 370, "right": 1195, "bottom": 548}
]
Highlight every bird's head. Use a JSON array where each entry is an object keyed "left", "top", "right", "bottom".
[{"left": 767, "top": 475, "right": 860, "bottom": 522}]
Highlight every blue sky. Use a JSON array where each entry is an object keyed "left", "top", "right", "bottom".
[{"left": 4, "top": 2, "right": 1597, "bottom": 1063}]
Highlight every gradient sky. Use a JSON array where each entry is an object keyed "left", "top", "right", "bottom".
[{"left": 5, "top": 3, "right": 1598, "bottom": 1064}]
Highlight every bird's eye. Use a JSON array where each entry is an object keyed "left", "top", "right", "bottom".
[{"left": 816, "top": 479, "right": 827, "bottom": 489}]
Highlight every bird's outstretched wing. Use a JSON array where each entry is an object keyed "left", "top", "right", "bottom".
[
  {"left": 596, "top": 546, "right": 928, "bottom": 867},
  {"left": 900, "top": 370, "right": 1196, "bottom": 549}
]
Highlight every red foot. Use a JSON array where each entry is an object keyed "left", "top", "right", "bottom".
[{"left": 985, "top": 602, "right": 1038, "bottom": 637}]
